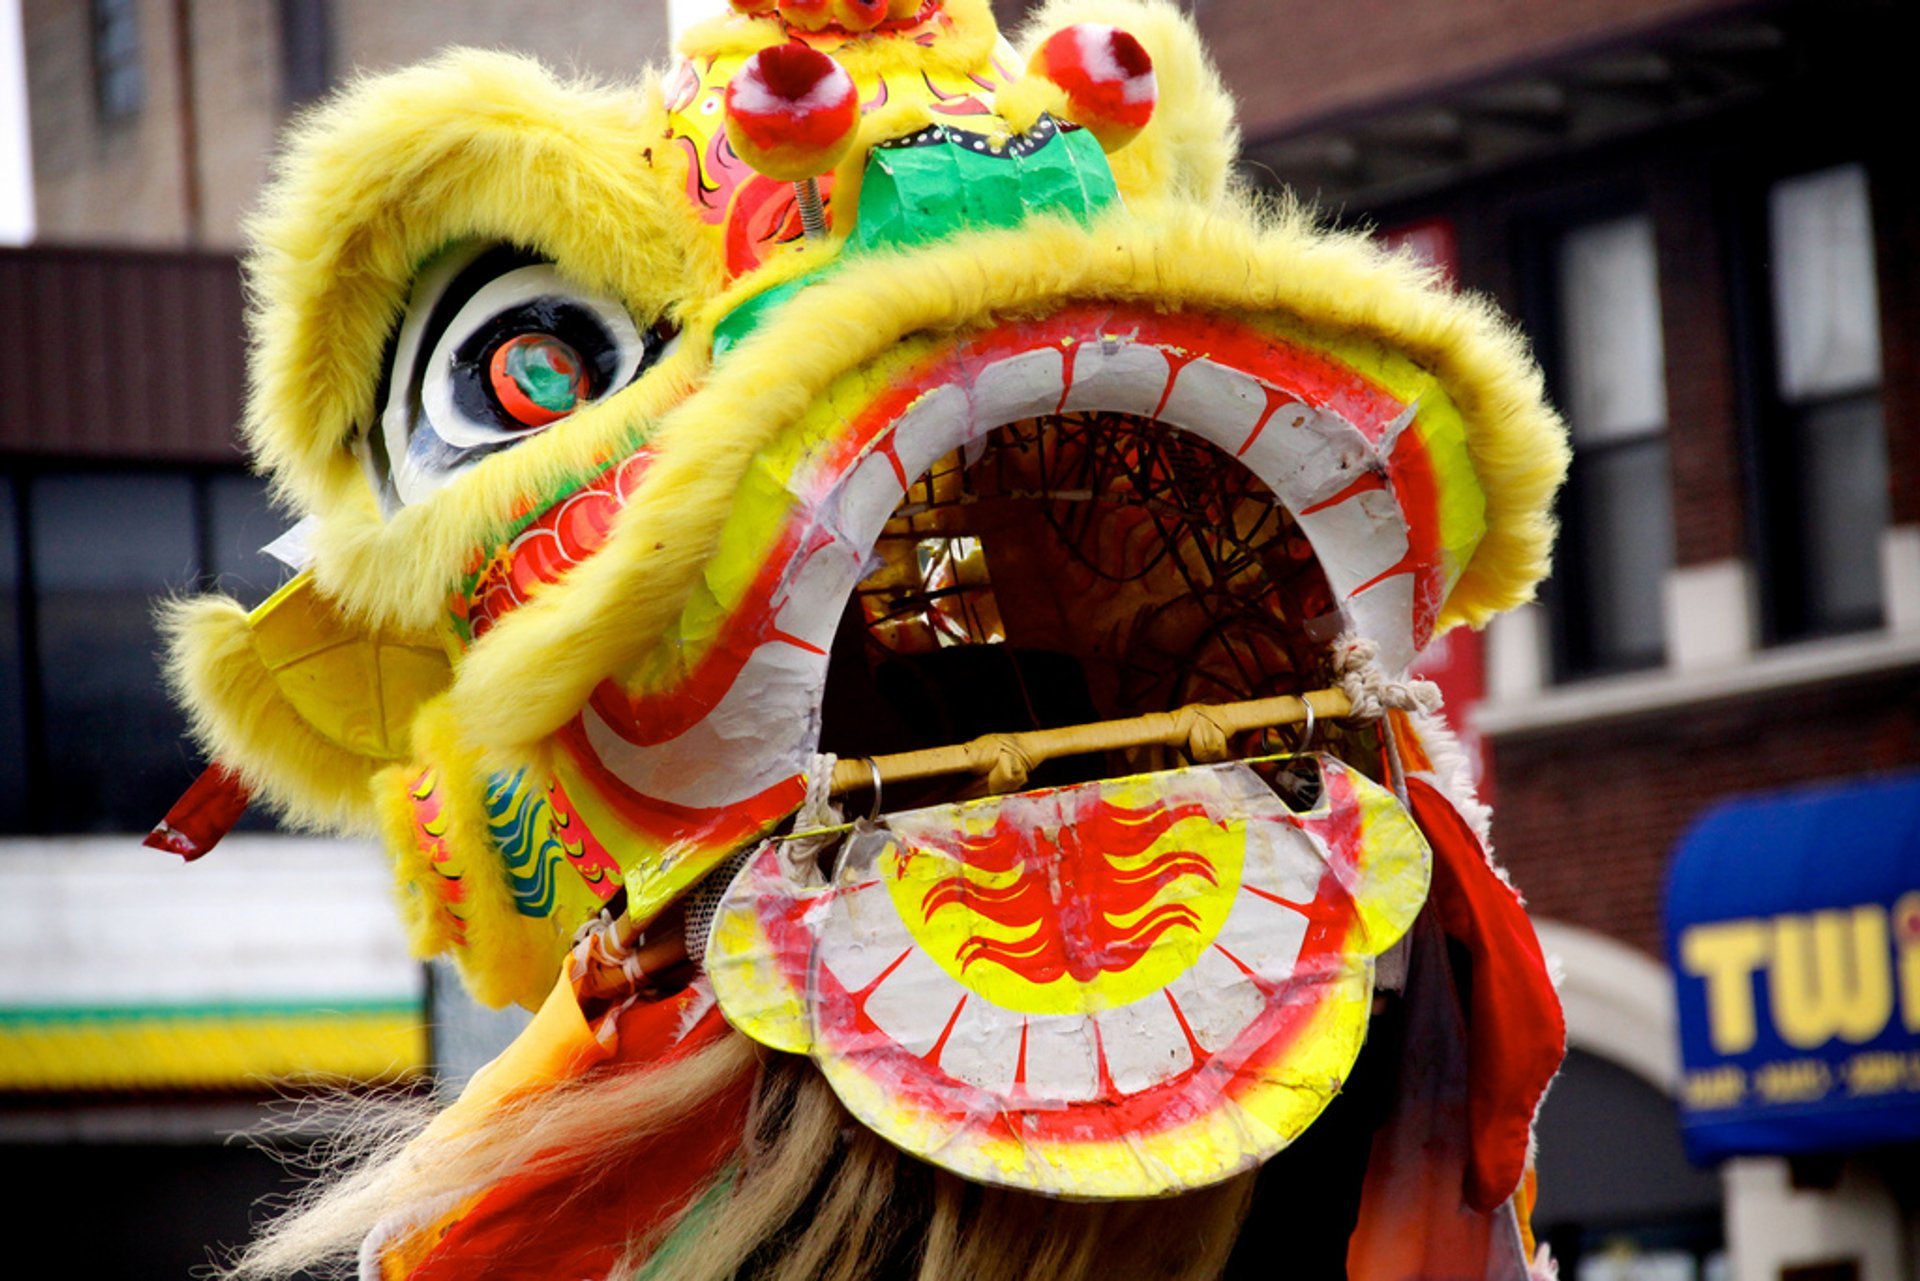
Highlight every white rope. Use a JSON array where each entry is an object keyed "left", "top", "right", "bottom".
[
  {"left": 797, "top": 752, "right": 841, "bottom": 829},
  {"left": 1330, "top": 634, "right": 1442, "bottom": 722}
]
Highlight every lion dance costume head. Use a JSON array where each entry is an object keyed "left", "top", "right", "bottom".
[{"left": 158, "top": 0, "right": 1572, "bottom": 1276}]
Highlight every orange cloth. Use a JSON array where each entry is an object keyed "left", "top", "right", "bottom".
[{"left": 380, "top": 981, "right": 753, "bottom": 1281}]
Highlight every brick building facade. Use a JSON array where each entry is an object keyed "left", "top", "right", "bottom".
[
  {"left": 1255, "top": 1, "right": 1919, "bottom": 1276},
  {"left": 23, "top": 0, "right": 672, "bottom": 248}
]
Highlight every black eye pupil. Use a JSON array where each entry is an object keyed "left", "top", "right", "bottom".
[{"left": 450, "top": 298, "right": 619, "bottom": 431}]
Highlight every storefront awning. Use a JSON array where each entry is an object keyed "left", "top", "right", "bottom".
[{"left": 1667, "top": 773, "right": 1920, "bottom": 1164}]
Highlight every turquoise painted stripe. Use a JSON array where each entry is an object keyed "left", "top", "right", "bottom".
[
  {"left": 0, "top": 998, "right": 422, "bottom": 1026},
  {"left": 486, "top": 769, "right": 566, "bottom": 918}
]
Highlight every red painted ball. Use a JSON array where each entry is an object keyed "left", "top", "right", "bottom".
[
  {"left": 723, "top": 45, "right": 861, "bottom": 182},
  {"left": 1030, "top": 24, "right": 1157, "bottom": 152}
]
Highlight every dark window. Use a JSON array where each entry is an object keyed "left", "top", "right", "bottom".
[
  {"left": 206, "top": 471, "right": 290, "bottom": 606},
  {"left": 279, "top": 0, "right": 333, "bottom": 107},
  {"left": 1538, "top": 212, "right": 1675, "bottom": 679},
  {"left": 0, "top": 478, "right": 26, "bottom": 830},
  {"left": 0, "top": 467, "right": 290, "bottom": 835},
  {"left": 1743, "top": 163, "right": 1890, "bottom": 641},
  {"left": 92, "top": 0, "right": 144, "bottom": 122},
  {"left": 1533, "top": 1050, "right": 1725, "bottom": 1281}
]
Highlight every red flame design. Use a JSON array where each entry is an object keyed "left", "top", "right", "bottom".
[{"left": 904, "top": 792, "right": 1221, "bottom": 985}]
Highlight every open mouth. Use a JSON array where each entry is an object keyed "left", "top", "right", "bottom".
[
  {"left": 410, "top": 295, "right": 1462, "bottom": 1192},
  {"left": 817, "top": 405, "right": 1355, "bottom": 808},
  {"left": 561, "top": 302, "right": 1440, "bottom": 837}
]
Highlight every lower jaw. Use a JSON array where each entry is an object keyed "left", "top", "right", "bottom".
[{"left": 699, "top": 734, "right": 1434, "bottom": 1199}]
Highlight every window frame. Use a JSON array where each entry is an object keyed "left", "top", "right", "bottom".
[
  {"left": 1726, "top": 155, "right": 1891, "bottom": 645},
  {"left": 1517, "top": 192, "right": 1676, "bottom": 681},
  {"left": 278, "top": 0, "right": 334, "bottom": 109},
  {"left": 90, "top": 0, "right": 145, "bottom": 124}
]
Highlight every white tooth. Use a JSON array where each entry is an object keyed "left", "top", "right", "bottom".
[
  {"left": 1137, "top": 354, "right": 1428, "bottom": 676},
  {"left": 823, "top": 447, "right": 908, "bottom": 554},
  {"left": 1235, "top": 401, "right": 1376, "bottom": 513},
  {"left": 1055, "top": 340, "right": 1168, "bottom": 417},
  {"left": 1341, "top": 567, "right": 1418, "bottom": 672},
  {"left": 861, "top": 944, "right": 967, "bottom": 1057},
  {"left": 1241, "top": 817, "right": 1332, "bottom": 907},
  {"left": 1021, "top": 1012, "right": 1102, "bottom": 1103},
  {"left": 1210, "top": 890, "right": 1309, "bottom": 986},
  {"left": 1164, "top": 946, "right": 1266, "bottom": 1054},
  {"left": 1295, "top": 487, "right": 1410, "bottom": 596},
  {"left": 888, "top": 383, "right": 971, "bottom": 485},
  {"left": 1094, "top": 993, "right": 1195, "bottom": 1096},
  {"left": 966, "top": 348, "right": 1065, "bottom": 433},
  {"left": 580, "top": 644, "right": 820, "bottom": 809},
  {"left": 818, "top": 880, "right": 917, "bottom": 993},
  {"left": 937, "top": 994, "right": 1026, "bottom": 1094},
  {"left": 1152, "top": 359, "right": 1268, "bottom": 456},
  {"left": 771, "top": 535, "right": 865, "bottom": 654}
]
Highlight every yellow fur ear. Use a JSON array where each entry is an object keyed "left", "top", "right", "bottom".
[
  {"left": 160, "top": 574, "right": 451, "bottom": 830},
  {"left": 1014, "top": 0, "right": 1239, "bottom": 207}
]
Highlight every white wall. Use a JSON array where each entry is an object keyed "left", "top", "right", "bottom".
[{"left": 0, "top": 834, "right": 419, "bottom": 1009}]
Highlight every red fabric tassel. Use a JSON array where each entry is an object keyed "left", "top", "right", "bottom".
[
  {"left": 143, "top": 762, "right": 253, "bottom": 860},
  {"left": 1407, "top": 776, "right": 1566, "bottom": 1212}
]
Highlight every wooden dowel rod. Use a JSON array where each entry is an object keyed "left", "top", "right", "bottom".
[
  {"left": 579, "top": 687, "right": 1353, "bottom": 1002},
  {"left": 828, "top": 687, "right": 1351, "bottom": 796},
  {"left": 579, "top": 933, "right": 688, "bottom": 1005}
]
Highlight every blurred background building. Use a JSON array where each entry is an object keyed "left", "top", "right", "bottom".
[{"left": 1, "top": 0, "right": 1915, "bottom": 1277}]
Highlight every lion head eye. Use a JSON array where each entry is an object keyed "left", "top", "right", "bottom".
[
  {"left": 363, "top": 245, "right": 671, "bottom": 508},
  {"left": 488, "top": 333, "right": 591, "bottom": 427}
]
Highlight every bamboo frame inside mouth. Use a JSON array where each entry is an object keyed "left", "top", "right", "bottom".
[
  {"left": 576, "top": 687, "right": 1358, "bottom": 1004},
  {"left": 828, "top": 687, "right": 1355, "bottom": 798}
]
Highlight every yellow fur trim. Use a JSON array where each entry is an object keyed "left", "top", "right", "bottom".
[
  {"left": 244, "top": 50, "right": 718, "bottom": 521},
  {"left": 442, "top": 200, "right": 1566, "bottom": 760},
  {"left": 378, "top": 701, "right": 559, "bottom": 1010},
  {"left": 1015, "top": 0, "right": 1239, "bottom": 207},
  {"left": 159, "top": 595, "right": 385, "bottom": 831},
  {"left": 993, "top": 75, "right": 1071, "bottom": 137}
]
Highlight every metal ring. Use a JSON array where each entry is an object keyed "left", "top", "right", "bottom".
[
  {"left": 861, "top": 757, "right": 884, "bottom": 823},
  {"left": 1297, "top": 697, "right": 1317, "bottom": 755}
]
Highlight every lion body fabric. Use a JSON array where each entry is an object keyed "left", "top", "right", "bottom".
[{"left": 165, "top": 0, "right": 1570, "bottom": 1276}]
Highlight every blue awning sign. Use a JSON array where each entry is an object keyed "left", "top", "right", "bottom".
[{"left": 1666, "top": 773, "right": 1920, "bottom": 1164}]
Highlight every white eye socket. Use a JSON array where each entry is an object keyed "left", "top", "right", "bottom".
[{"left": 362, "top": 246, "right": 670, "bottom": 509}]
